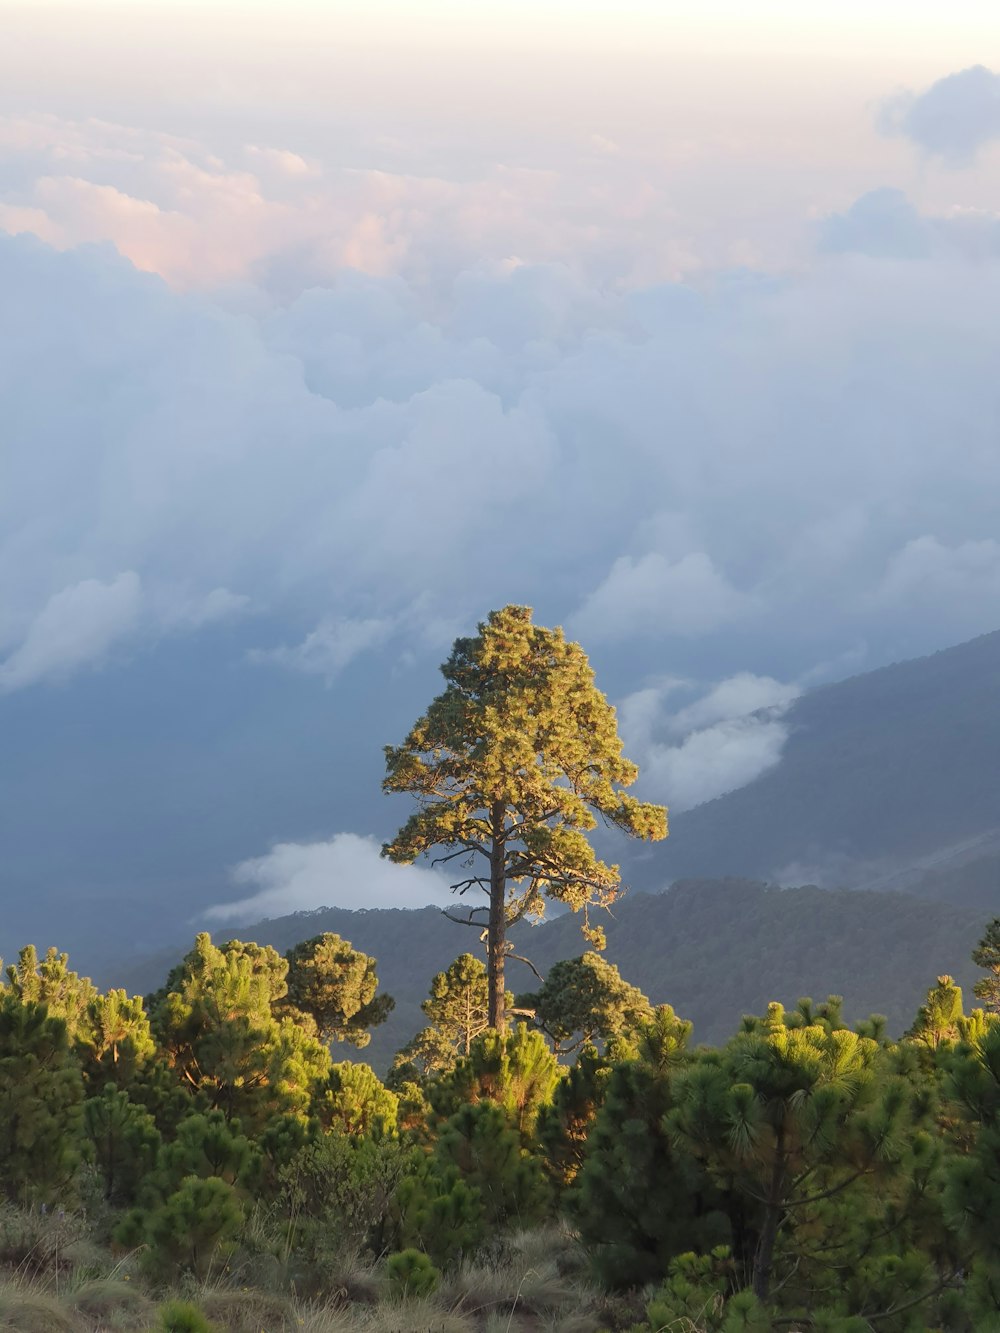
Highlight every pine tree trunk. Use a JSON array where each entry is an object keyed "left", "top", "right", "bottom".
[
  {"left": 752, "top": 1126, "right": 786, "bottom": 1301},
  {"left": 487, "top": 802, "right": 507, "bottom": 1034}
]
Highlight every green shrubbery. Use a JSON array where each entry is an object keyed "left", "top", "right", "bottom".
[
  {"left": 4, "top": 916, "right": 1000, "bottom": 1329},
  {"left": 385, "top": 1248, "right": 441, "bottom": 1299}
]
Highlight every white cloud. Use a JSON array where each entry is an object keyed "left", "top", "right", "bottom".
[
  {"left": 156, "top": 586, "right": 251, "bottom": 631},
  {"left": 0, "top": 572, "right": 142, "bottom": 692},
  {"left": 251, "top": 616, "right": 394, "bottom": 681},
  {"left": 6, "top": 44, "right": 1000, "bottom": 932},
  {"left": 819, "top": 189, "right": 933, "bottom": 259},
  {"left": 642, "top": 714, "right": 792, "bottom": 812},
  {"left": 0, "top": 573, "right": 250, "bottom": 694},
  {"left": 4, "top": 182, "right": 1000, "bottom": 712},
  {"left": 243, "top": 145, "right": 317, "bottom": 178},
  {"left": 668, "top": 673, "right": 800, "bottom": 735},
  {"left": 819, "top": 188, "right": 1000, "bottom": 262},
  {"left": 572, "top": 551, "right": 749, "bottom": 642},
  {"left": 206, "top": 832, "right": 452, "bottom": 923},
  {"left": 618, "top": 674, "right": 799, "bottom": 812}
]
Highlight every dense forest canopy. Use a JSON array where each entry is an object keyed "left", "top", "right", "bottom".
[{"left": 5, "top": 916, "right": 1000, "bottom": 1330}]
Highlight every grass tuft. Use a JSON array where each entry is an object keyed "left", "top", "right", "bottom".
[
  {"left": 68, "top": 1275, "right": 153, "bottom": 1315},
  {"left": 196, "top": 1283, "right": 297, "bottom": 1332},
  {"left": 0, "top": 1283, "right": 79, "bottom": 1331}
]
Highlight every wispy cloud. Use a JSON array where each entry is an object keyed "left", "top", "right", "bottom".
[{"left": 617, "top": 674, "right": 801, "bottom": 812}]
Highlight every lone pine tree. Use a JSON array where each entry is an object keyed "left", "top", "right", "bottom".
[{"left": 382, "top": 605, "right": 667, "bottom": 1032}]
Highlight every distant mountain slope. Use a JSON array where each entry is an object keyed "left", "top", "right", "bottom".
[
  {"left": 112, "top": 880, "right": 992, "bottom": 1073},
  {"left": 643, "top": 629, "right": 1000, "bottom": 892}
]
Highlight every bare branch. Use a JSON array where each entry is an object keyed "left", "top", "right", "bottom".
[
  {"left": 442, "top": 908, "right": 490, "bottom": 932},
  {"left": 507, "top": 951, "right": 546, "bottom": 986},
  {"left": 447, "top": 877, "right": 490, "bottom": 895},
  {"left": 431, "top": 843, "right": 489, "bottom": 865}
]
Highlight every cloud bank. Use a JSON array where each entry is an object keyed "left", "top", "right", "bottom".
[
  {"left": 4, "top": 217, "right": 1000, "bottom": 703},
  {"left": 206, "top": 833, "right": 451, "bottom": 923}
]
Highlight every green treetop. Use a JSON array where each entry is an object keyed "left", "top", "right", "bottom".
[
  {"left": 148, "top": 934, "right": 330, "bottom": 1128},
  {"left": 669, "top": 1002, "right": 910, "bottom": 1302},
  {"left": 423, "top": 954, "right": 492, "bottom": 1057},
  {"left": 391, "top": 953, "right": 509, "bottom": 1084},
  {"left": 281, "top": 933, "right": 393, "bottom": 1048},
  {"left": 972, "top": 918, "right": 1000, "bottom": 1012},
  {"left": 519, "top": 952, "right": 654, "bottom": 1055},
  {"left": 6, "top": 945, "right": 97, "bottom": 1038},
  {"left": 382, "top": 605, "right": 667, "bottom": 1031},
  {"left": 909, "top": 974, "right": 965, "bottom": 1050}
]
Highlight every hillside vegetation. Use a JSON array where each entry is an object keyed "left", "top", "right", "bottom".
[
  {"left": 5, "top": 919, "right": 1000, "bottom": 1329},
  {"left": 113, "top": 879, "right": 991, "bottom": 1074}
]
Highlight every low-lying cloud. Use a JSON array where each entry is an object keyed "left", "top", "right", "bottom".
[
  {"left": 618, "top": 674, "right": 800, "bottom": 813},
  {"left": 206, "top": 833, "right": 452, "bottom": 924}
]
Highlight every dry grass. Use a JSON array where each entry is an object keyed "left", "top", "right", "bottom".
[
  {"left": 0, "top": 1282, "right": 80, "bottom": 1331},
  {"left": 296, "top": 1307, "right": 358, "bottom": 1333},
  {"left": 537, "top": 1314, "right": 603, "bottom": 1333},
  {"left": 0, "top": 1210, "right": 604, "bottom": 1333},
  {"left": 0, "top": 1205, "right": 88, "bottom": 1280},
  {"left": 439, "top": 1239, "right": 598, "bottom": 1329},
  {"left": 357, "top": 1299, "right": 476, "bottom": 1333},
  {"left": 68, "top": 1276, "right": 155, "bottom": 1324},
  {"left": 196, "top": 1283, "right": 298, "bottom": 1331},
  {"left": 318, "top": 1249, "right": 385, "bottom": 1307}
]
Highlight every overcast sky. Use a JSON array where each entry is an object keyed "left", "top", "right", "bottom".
[{"left": 3, "top": 1, "right": 1000, "bottom": 954}]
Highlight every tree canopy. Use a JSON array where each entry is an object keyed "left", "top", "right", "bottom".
[
  {"left": 282, "top": 933, "right": 394, "bottom": 1048},
  {"left": 519, "top": 951, "right": 654, "bottom": 1054}
]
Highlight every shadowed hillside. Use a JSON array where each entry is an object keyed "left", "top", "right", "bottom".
[
  {"left": 637, "top": 629, "right": 1000, "bottom": 893},
  {"left": 112, "top": 879, "right": 991, "bottom": 1073}
]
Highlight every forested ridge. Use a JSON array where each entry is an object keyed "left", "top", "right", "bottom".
[{"left": 111, "top": 879, "right": 990, "bottom": 1076}]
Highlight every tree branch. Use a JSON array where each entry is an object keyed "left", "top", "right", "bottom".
[
  {"left": 507, "top": 951, "right": 546, "bottom": 985},
  {"left": 442, "top": 909, "right": 489, "bottom": 931}
]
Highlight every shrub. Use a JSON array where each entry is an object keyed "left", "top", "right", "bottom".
[
  {"left": 391, "top": 1156, "right": 485, "bottom": 1268},
  {"left": 130, "top": 1176, "right": 244, "bottom": 1279},
  {"left": 156, "top": 1299, "right": 217, "bottom": 1333},
  {"left": 386, "top": 1248, "right": 441, "bottom": 1299}
]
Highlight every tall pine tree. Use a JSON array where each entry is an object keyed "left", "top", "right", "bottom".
[{"left": 382, "top": 605, "right": 666, "bottom": 1031}]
